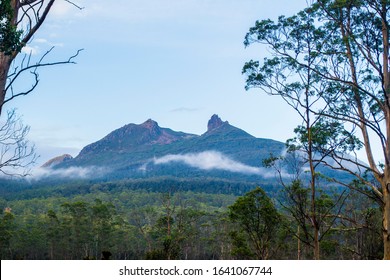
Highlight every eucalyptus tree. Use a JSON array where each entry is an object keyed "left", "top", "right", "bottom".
[
  {"left": 0, "top": 0, "right": 81, "bottom": 176},
  {"left": 228, "top": 187, "right": 281, "bottom": 260},
  {"left": 243, "top": 8, "right": 356, "bottom": 259},
  {"left": 243, "top": 0, "right": 390, "bottom": 259},
  {"left": 0, "top": 0, "right": 82, "bottom": 115}
]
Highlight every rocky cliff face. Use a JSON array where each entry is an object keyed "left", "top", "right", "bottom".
[
  {"left": 207, "top": 114, "right": 228, "bottom": 132},
  {"left": 140, "top": 119, "right": 193, "bottom": 145}
]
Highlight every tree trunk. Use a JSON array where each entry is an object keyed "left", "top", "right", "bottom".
[
  {"left": 297, "top": 226, "right": 301, "bottom": 260},
  {"left": 338, "top": 5, "right": 390, "bottom": 259},
  {"left": 0, "top": 54, "right": 12, "bottom": 115},
  {"left": 307, "top": 116, "right": 320, "bottom": 259},
  {"left": 383, "top": 174, "right": 390, "bottom": 260},
  {"left": 0, "top": 0, "right": 19, "bottom": 115},
  {"left": 311, "top": 166, "right": 320, "bottom": 260}
]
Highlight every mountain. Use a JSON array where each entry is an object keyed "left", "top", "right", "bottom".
[
  {"left": 76, "top": 119, "right": 196, "bottom": 160},
  {"left": 40, "top": 114, "right": 355, "bottom": 185},
  {"left": 75, "top": 119, "right": 195, "bottom": 166},
  {"left": 47, "top": 114, "right": 286, "bottom": 181}
]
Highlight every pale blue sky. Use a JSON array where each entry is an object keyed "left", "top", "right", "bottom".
[{"left": 7, "top": 0, "right": 309, "bottom": 165}]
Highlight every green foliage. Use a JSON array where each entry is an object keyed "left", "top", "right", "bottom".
[
  {"left": 287, "top": 119, "right": 362, "bottom": 155},
  {"left": 45, "top": 200, "right": 122, "bottom": 259},
  {"left": 330, "top": 189, "right": 384, "bottom": 259},
  {"left": 229, "top": 230, "right": 254, "bottom": 259},
  {"left": 0, "top": 210, "right": 15, "bottom": 259},
  {"left": 242, "top": 0, "right": 390, "bottom": 259},
  {"left": 0, "top": 1, "right": 23, "bottom": 55},
  {"left": 0, "top": 180, "right": 382, "bottom": 259},
  {"left": 229, "top": 187, "right": 281, "bottom": 259},
  {"left": 0, "top": 183, "right": 239, "bottom": 259}
]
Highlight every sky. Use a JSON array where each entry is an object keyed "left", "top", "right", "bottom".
[{"left": 6, "top": 0, "right": 311, "bottom": 165}]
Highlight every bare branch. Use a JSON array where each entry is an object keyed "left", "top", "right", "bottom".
[
  {"left": 4, "top": 48, "right": 83, "bottom": 105},
  {"left": 0, "top": 109, "right": 37, "bottom": 177},
  {"left": 64, "top": 0, "right": 84, "bottom": 10}
]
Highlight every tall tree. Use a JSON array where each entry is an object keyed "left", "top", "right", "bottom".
[
  {"left": 228, "top": 187, "right": 281, "bottom": 260},
  {"left": 0, "top": 0, "right": 82, "bottom": 115},
  {"left": 243, "top": 8, "right": 355, "bottom": 259},
  {"left": 243, "top": 0, "right": 390, "bottom": 259},
  {"left": 0, "top": 0, "right": 81, "bottom": 176},
  {"left": 0, "top": 208, "right": 15, "bottom": 259},
  {"left": 61, "top": 201, "right": 92, "bottom": 259}
]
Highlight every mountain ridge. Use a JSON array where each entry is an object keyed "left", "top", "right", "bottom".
[
  {"left": 78, "top": 119, "right": 197, "bottom": 155},
  {"left": 44, "top": 114, "right": 286, "bottom": 181}
]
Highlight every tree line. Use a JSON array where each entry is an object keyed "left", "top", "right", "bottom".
[{"left": 0, "top": 184, "right": 383, "bottom": 260}]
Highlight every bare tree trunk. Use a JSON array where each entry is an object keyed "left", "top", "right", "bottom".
[
  {"left": 297, "top": 226, "right": 301, "bottom": 260},
  {"left": 306, "top": 73, "right": 320, "bottom": 259},
  {"left": 309, "top": 136, "right": 320, "bottom": 260},
  {"left": 310, "top": 153, "right": 320, "bottom": 260},
  {"left": 0, "top": 0, "right": 19, "bottom": 114},
  {"left": 383, "top": 172, "right": 390, "bottom": 259},
  {"left": 380, "top": 0, "right": 390, "bottom": 260},
  {"left": 0, "top": 0, "right": 60, "bottom": 115},
  {"left": 0, "top": 55, "right": 12, "bottom": 115},
  {"left": 339, "top": 5, "right": 390, "bottom": 259}
]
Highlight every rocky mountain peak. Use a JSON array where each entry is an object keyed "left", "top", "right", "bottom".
[
  {"left": 75, "top": 118, "right": 196, "bottom": 159},
  {"left": 207, "top": 114, "right": 228, "bottom": 132},
  {"left": 41, "top": 154, "right": 73, "bottom": 168},
  {"left": 140, "top": 119, "right": 161, "bottom": 137},
  {"left": 141, "top": 119, "right": 159, "bottom": 129}
]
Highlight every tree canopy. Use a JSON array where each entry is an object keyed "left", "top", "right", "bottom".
[{"left": 243, "top": 0, "right": 390, "bottom": 259}]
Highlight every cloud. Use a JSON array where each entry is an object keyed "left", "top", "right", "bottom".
[
  {"left": 152, "top": 150, "right": 275, "bottom": 177},
  {"left": 170, "top": 107, "right": 201, "bottom": 113},
  {"left": 34, "top": 38, "right": 49, "bottom": 44},
  {"left": 30, "top": 166, "right": 108, "bottom": 180},
  {"left": 21, "top": 46, "right": 40, "bottom": 55},
  {"left": 21, "top": 39, "right": 64, "bottom": 56}
]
